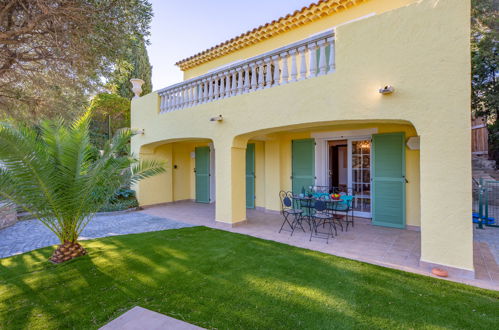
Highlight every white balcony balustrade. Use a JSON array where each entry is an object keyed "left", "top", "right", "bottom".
[{"left": 158, "top": 30, "right": 335, "bottom": 113}]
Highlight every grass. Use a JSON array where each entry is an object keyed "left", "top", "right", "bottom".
[{"left": 0, "top": 227, "right": 498, "bottom": 329}]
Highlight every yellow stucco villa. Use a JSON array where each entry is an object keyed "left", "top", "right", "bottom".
[{"left": 132, "top": 0, "right": 473, "bottom": 276}]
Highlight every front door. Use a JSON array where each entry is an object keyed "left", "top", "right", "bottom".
[
  {"left": 195, "top": 146, "right": 210, "bottom": 203},
  {"left": 292, "top": 139, "right": 315, "bottom": 194},
  {"left": 246, "top": 143, "right": 255, "bottom": 208},
  {"left": 372, "top": 133, "right": 406, "bottom": 228}
]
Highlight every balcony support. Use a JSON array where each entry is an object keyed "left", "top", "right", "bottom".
[
  {"left": 257, "top": 60, "right": 265, "bottom": 90},
  {"left": 298, "top": 46, "right": 307, "bottom": 80},
  {"left": 308, "top": 42, "right": 318, "bottom": 78},
  {"left": 317, "top": 39, "right": 327, "bottom": 76},
  {"left": 280, "top": 52, "right": 289, "bottom": 84},
  {"left": 272, "top": 55, "right": 280, "bottom": 86},
  {"left": 250, "top": 63, "right": 257, "bottom": 91}
]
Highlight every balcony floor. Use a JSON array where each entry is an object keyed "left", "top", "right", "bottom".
[{"left": 142, "top": 201, "right": 498, "bottom": 290}]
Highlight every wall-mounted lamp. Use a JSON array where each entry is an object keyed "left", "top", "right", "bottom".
[
  {"left": 133, "top": 128, "right": 145, "bottom": 135},
  {"left": 210, "top": 114, "right": 223, "bottom": 122},
  {"left": 406, "top": 136, "right": 420, "bottom": 150},
  {"left": 378, "top": 85, "right": 395, "bottom": 95}
]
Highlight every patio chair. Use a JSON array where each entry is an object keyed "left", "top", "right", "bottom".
[
  {"left": 309, "top": 198, "right": 336, "bottom": 243},
  {"left": 278, "top": 191, "right": 305, "bottom": 235},
  {"left": 333, "top": 194, "right": 354, "bottom": 231}
]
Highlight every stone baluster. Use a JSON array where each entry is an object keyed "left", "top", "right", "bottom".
[
  {"left": 225, "top": 71, "right": 231, "bottom": 98},
  {"left": 185, "top": 86, "right": 190, "bottom": 107},
  {"left": 172, "top": 89, "right": 178, "bottom": 110},
  {"left": 202, "top": 79, "right": 208, "bottom": 103},
  {"left": 327, "top": 37, "right": 335, "bottom": 72},
  {"left": 187, "top": 84, "right": 193, "bottom": 106},
  {"left": 219, "top": 74, "right": 225, "bottom": 98},
  {"left": 280, "top": 52, "right": 289, "bottom": 85},
  {"left": 197, "top": 81, "right": 203, "bottom": 104},
  {"left": 230, "top": 69, "right": 237, "bottom": 96},
  {"left": 250, "top": 63, "right": 257, "bottom": 91},
  {"left": 264, "top": 57, "right": 272, "bottom": 88},
  {"left": 209, "top": 78, "right": 215, "bottom": 101},
  {"left": 308, "top": 42, "right": 318, "bottom": 78},
  {"left": 214, "top": 76, "right": 220, "bottom": 100},
  {"left": 289, "top": 49, "right": 298, "bottom": 82},
  {"left": 243, "top": 65, "right": 250, "bottom": 93},
  {"left": 179, "top": 87, "right": 185, "bottom": 109},
  {"left": 298, "top": 46, "right": 307, "bottom": 80},
  {"left": 159, "top": 94, "right": 165, "bottom": 112},
  {"left": 193, "top": 82, "right": 199, "bottom": 105},
  {"left": 317, "top": 39, "right": 327, "bottom": 76},
  {"left": 176, "top": 88, "right": 182, "bottom": 109},
  {"left": 257, "top": 60, "right": 265, "bottom": 90},
  {"left": 272, "top": 55, "right": 280, "bottom": 86},
  {"left": 236, "top": 67, "right": 243, "bottom": 94}
]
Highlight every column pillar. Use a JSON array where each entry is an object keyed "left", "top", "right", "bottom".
[
  {"left": 264, "top": 139, "right": 281, "bottom": 211},
  {"left": 214, "top": 140, "right": 247, "bottom": 225},
  {"left": 418, "top": 129, "right": 473, "bottom": 275}
]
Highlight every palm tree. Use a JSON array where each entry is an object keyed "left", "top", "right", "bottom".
[{"left": 0, "top": 112, "right": 165, "bottom": 263}]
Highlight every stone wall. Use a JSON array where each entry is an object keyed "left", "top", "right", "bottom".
[{"left": 0, "top": 202, "right": 17, "bottom": 230}]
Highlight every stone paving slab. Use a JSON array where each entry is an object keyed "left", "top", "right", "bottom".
[
  {"left": 474, "top": 226, "right": 499, "bottom": 264},
  {"left": 0, "top": 212, "right": 193, "bottom": 259},
  {"left": 100, "top": 306, "right": 204, "bottom": 330}
]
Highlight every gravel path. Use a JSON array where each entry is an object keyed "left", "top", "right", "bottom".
[{"left": 0, "top": 212, "right": 193, "bottom": 258}]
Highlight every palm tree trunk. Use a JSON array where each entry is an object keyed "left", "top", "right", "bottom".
[{"left": 50, "top": 241, "right": 87, "bottom": 263}]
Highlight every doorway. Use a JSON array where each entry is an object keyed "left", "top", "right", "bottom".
[
  {"left": 328, "top": 140, "right": 348, "bottom": 191},
  {"left": 324, "top": 138, "right": 372, "bottom": 218}
]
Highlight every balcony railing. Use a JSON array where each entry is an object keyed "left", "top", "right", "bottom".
[{"left": 157, "top": 30, "right": 335, "bottom": 113}]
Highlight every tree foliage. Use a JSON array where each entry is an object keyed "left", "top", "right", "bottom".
[
  {"left": 0, "top": 0, "right": 153, "bottom": 122},
  {"left": 471, "top": 0, "right": 498, "bottom": 118},
  {"left": 109, "top": 37, "right": 153, "bottom": 100},
  {"left": 87, "top": 92, "right": 131, "bottom": 147},
  {"left": 0, "top": 111, "right": 165, "bottom": 260}
]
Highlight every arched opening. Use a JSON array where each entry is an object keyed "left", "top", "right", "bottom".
[
  {"left": 237, "top": 119, "right": 420, "bottom": 228},
  {"left": 137, "top": 138, "right": 215, "bottom": 207}
]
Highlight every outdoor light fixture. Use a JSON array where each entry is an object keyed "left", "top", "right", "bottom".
[
  {"left": 378, "top": 85, "right": 394, "bottom": 94},
  {"left": 210, "top": 115, "right": 223, "bottom": 122},
  {"left": 133, "top": 128, "right": 145, "bottom": 135}
]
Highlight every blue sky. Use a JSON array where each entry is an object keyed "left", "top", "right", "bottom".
[{"left": 147, "top": 0, "right": 315, "bottom": 89}]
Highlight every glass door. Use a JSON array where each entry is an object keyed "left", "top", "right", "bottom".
[{"left": 349, "top": 139, "right": 372, "bottom": 218}]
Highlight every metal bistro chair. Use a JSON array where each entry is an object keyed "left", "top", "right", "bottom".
[
  {"left": 279, "top": 191, "right": 305, "bottom": 235},
  {"left": 309, "top": 198, "right": 336, "bottom": 243},
  {"left": 333, "top": 194, "right": 354, "bottom": 231}
]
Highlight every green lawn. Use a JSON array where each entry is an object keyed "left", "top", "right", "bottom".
[{"left": 0, "top": 227, "right": 498, "bottom": 329}]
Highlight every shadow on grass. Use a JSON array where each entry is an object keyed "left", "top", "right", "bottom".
[{"left": 1, "top": 226, "right": 498, "bottom": 329}]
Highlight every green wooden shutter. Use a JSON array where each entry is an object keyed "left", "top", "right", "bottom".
[
  {"left": 372, "top": 133, "right": 406, "bottom": 228},
  {"left": 246, "top": 144, "right": 256, "bottom": 208},
  {"left": 292, "top": 139, "right": 315, "bottom": 194},
  {"left": 195, "top": 146, "right": 210, "bottom": 203}
]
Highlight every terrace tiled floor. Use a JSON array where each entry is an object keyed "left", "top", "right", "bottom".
[{"left": 142, "top": 201, "right": 499, "bottom": 291}]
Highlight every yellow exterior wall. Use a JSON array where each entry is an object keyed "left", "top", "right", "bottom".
[
  {"left": 132, "top": 0, "right": 472, "bottom": 271},
  {"left": 264, "top": 123, "right": 420, "bottom": 226},
  {"left": 182, "top": 0, "right": 416, "bottom": 80}
]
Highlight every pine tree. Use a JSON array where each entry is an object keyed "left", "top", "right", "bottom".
[{"left": 110, "top": 37, "right": 153, "bottom": 100}]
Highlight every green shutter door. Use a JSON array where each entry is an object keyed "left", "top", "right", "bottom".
[
  {"left": 372, "top": 133, "right": 406, "bottom": 228},
  {"left": 292, "top": 139, "right": 315, "bottom": 194},
  {"left": 246, "top": 144, "right": 256, "bottom": 208},
  {"left": 195, "top": 146, "right": 210, "bottom": 203}
]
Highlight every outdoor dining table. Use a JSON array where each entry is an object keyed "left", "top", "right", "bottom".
[{"left": 291, "top": 195, "right": 342, "bottom": 222}]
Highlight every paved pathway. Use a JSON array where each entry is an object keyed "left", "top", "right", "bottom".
[
  {"left": 0, "top": 212, "right": 192, "bottom": 259},
  {"left": 474, "top": 226, "right": 499, "bottom": 264}
]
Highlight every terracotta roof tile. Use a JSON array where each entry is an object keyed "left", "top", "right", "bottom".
[{"left": 175, "top": 0, "right": 366, "bottom": 71}]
